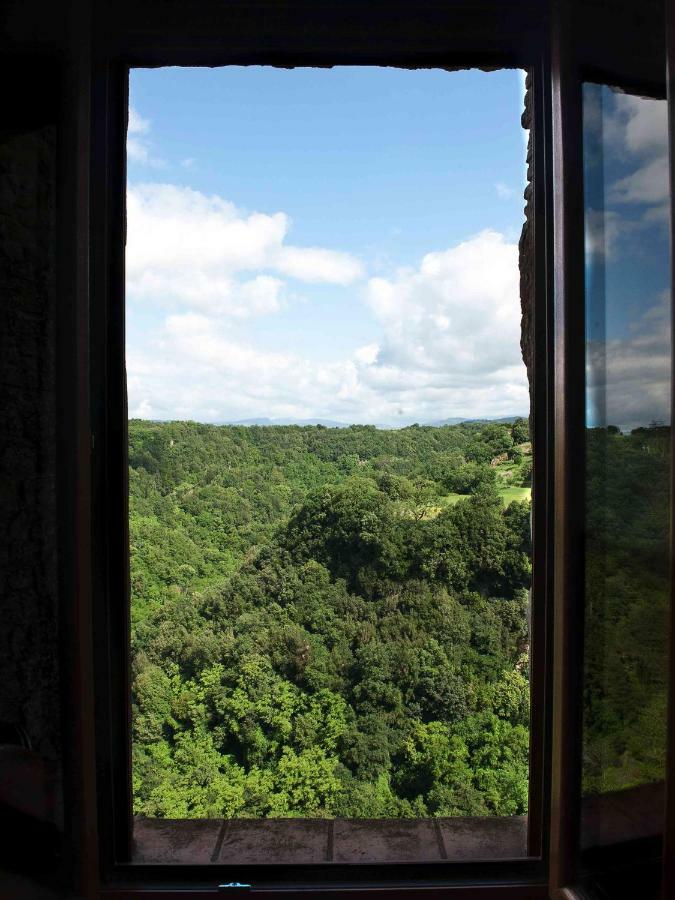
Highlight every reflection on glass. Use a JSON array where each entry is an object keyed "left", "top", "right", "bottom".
[{"left": 582, "top": 83, "right": 670, "bottom": 849}]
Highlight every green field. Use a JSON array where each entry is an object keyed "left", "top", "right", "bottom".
[
  {"left": 428, "top": 484, "right": 531, "bottom": 516},
  {"left": 497, "top": 485, "right": 532, "bottom": 505}
]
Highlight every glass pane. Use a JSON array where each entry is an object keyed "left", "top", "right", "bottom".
[
  {"left": 582, "top": 83, "right": 670, "bottom": 850},
  {"left": 126, "top": 66, "right": 533, "bottom": 864}
]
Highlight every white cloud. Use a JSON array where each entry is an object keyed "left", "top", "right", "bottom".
[
  {"left": 126, "top": 183, "right": 364, "bottom": 316},
  {"left": 127, "top": 137, "right": 151, "bottom": 164},
  {"left": 603, "top": 92, "right": 669, "bottom": 208},
  {"left": 366, "top": 230, "right": 524, "bottom": 377},
  {"left": 587, "top": 293, "right": 671, "bottom": 431},
  {"left": 131, "top": 398, "right": 154, "bottom": 419},
  {"left": 610, "top": 154, "right": 669, "bottom": 206},
  {"left": 583, "top": 89, "right": 669, "bottom": 268},
  {"left": 276, "top": 246, "right": 364, "bottom": 284},
  {"left": 126, "top": 106, "right": 166, "bottom": 168},
  {"left": 581, "top": 90, "right": 670, "bottom": 432},
  {"left": 127, "top": 230, "right": 529, "bottom": 424},
  {"left": 495, "top": 182, "right": 516, "bottom": 200},
  {"left": 354, "top": 343, "right": 380, "bottom": 365},
  {"left": 585, "top": 208, "right": 624, "bottom": 259},
  {"left": 129, "top": 107, "right": 150, "bottom": 135},
  {"left": 620, "top": 94, "right": 668, "bottom": 156}
]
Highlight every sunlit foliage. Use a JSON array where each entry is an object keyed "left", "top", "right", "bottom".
[{"left": 130, "top": 419, "right": 533, "bottom": 818}]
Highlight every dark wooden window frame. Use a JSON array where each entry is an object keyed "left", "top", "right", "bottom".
[
  {"left": 54, "top": 1, "right": 671, "bottom": 898},
  {"left": 546, "top": 5, "right": 673, "bottom": 900},
  {"left": 571, "top": 71, "right": 671, "bottom": 900},
  {"left": 88, "top": 55, "right": 553, "bottom": 900}
]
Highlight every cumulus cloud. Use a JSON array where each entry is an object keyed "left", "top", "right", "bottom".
[
  {"left": 607, "top": 93, "right": 669, "bottom": 208},
  {"left": 127, "top": 229, "right": 529, "bottom": 424},
  {"left": 366, "top": 230, "right": 524, "bottom": 377},
  {"left": 584, "top": 88, "right": 669, "bottom": 269},
  {"left": 126, "top": 183, "right": 365, "bottom": 315},
  {"left": 621, "top": 94, "right": 668, "bottom": 156},
  {"left": 128, "top": 313, "right": 355, "bottom": 422}
]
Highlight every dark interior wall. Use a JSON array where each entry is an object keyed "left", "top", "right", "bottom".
[
  {"left": 0, "top": 125, "right": 62, "bottom": 826},
  {"left": 1, "top": 0, "right": 662, "bottom": 80}
]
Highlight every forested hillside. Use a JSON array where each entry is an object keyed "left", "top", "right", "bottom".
[{"left": 130, "top": 419, "right": 534, "bottom": 819}]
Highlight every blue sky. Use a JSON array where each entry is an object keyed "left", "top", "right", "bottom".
[{"left": 126, "top": 67, "right": 530, "bottom": 425}]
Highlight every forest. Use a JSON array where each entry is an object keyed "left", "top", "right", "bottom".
[{"left": 130, "top": 418, "right": 534, "bottom": 819}]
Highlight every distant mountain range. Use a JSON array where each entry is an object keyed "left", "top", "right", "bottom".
[
  {"left": 229, "top": 417, "right": 349, "bottom": 428},
  {"left": 225, "top": 415, "right": 527, "bottom": 429}
]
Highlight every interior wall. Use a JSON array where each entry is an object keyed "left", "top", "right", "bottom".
[{"left": 0, "top": 125, "right": 62, "bottom": 826}]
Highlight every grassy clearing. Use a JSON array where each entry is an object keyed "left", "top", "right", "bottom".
[
  {"left": 445, "top": 486, "right": 531, "bottom": 506},
  {"left": 416, "top": 451, "right": 532, "bottom": 519},
  {"left": 425, "top": 486, "right": 531, "bottom": 517},
  {"left": 498, "top": 485, "right": 531, "bottom": 505}
]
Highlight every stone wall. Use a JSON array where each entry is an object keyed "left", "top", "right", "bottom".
[
  {"left": 0, "top": 127, "right": 62, "bottom": 825},
  {"left": 519, "top": 70, "right": 534, "bottom": 404}
]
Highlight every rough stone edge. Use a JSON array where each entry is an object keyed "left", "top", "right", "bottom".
[{"left": 519, "top": 69, "right": 534, "bottom": 415}]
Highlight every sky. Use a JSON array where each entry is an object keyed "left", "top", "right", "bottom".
[
  {"left": 126, "top": 66, "right": 531, "bottom": 426},
  {"left": 583, "top": 85, "right": 671, "bottom": 431}
]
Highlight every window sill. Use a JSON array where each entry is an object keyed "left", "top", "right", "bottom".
[{"left": 133, "top": 815, "right": 528, "bottom": 865}]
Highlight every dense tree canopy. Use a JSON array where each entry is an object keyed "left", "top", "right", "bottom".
[{"left": 130, "top": 419, "right": 535, "bottom": 818}]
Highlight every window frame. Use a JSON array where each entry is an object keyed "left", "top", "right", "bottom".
[
  {"left": 571, "top": 70, "right": 670, "bottom": 900},
  {"left": 665, "top": 6, "right": 675, "bottom": 899},
  {"left": 546, "top": 3, "right": 673, "bottom": 897},
  {"left": 88, "top": 50, "right": 554, "bottom": 900},
  {"left": 51, "top": 1, "right": 675, "bottom": 897}
]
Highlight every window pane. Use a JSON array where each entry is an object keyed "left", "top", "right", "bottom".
[
  {"left": 126, "top": 66, "right": 533, "bottom": 864},
  {"left": 582, "top": 83, "right": 670, "bottom": 850}
]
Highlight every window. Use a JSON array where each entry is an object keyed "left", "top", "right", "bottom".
[
  {"left": 125, "top": 65, "right": 534, "bottom": 867},
  {"left": 76, "top": 1, "right": 673, "bottom": 897},
  {"left": 578, "top": 81, "right": 670, "bottom": 892}
]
